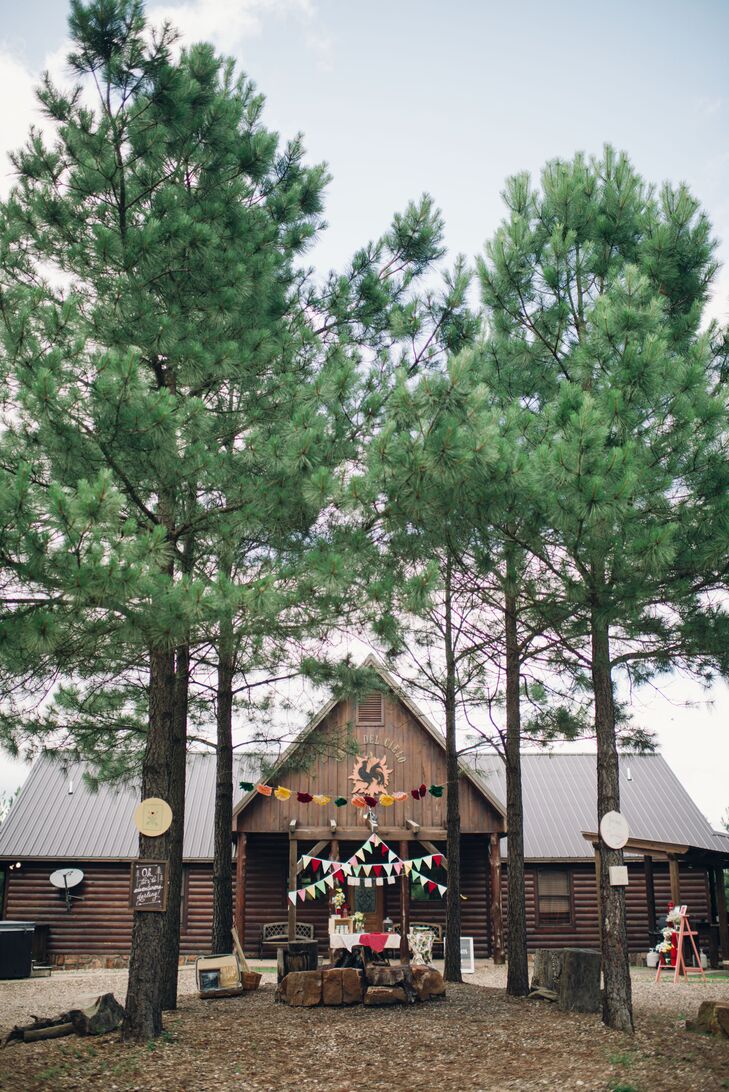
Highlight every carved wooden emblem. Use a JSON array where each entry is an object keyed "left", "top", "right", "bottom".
[{"left": 349, "top": 753, "right": 393, "bottom": 794}]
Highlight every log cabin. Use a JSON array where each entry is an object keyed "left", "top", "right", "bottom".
[{"left": 1, "top": 659, "right": 727, "bottom": 967}]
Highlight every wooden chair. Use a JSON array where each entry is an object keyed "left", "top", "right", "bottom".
[
  {"left": 259, "top": 920, "right": 315, "bottom": 956},
  {"left": 410, "top": 923, "right": 443, "bottom": 958}
]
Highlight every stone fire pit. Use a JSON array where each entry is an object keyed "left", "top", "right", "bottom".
[{"left": 276, "top": 963, "right": 445, "bottom": 1007}]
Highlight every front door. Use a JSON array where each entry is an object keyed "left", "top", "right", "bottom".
[{"left": 354, "top": 882, "right": 384, "bottom": 931}]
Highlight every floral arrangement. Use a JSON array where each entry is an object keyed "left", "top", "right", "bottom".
[
  {"left": 655, "top": 926, "right": 673, "bottom": 955},
  {"left": 654, "top": 906, "right": 683, "bottom": 955},
  {"left": 333, "top": 888, "right": 346, "bottom": 911},
  {"left": 352, "top": 911, "right": 366, "bottom": 932}
]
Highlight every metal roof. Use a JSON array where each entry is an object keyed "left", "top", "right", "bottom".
[
  {"left": 469, "top": 752, "right": 729, "bottom": 860},
  {"left": 1, "top": 747, "right": 725, "bottom": 865},
  {"left": 0, "top": 752, "right": 262, "bottom": 862}
]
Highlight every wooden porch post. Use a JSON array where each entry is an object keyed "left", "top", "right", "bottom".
[
  {"left": 643, "top": 854, "right": 656, "bottom": 947},
  {"left": 594, "top": 846, "right": 602, "bottom": 947},
  {"left": 234, "top": 832, "right": 247, "bottom": 947},
  {"left": 288, "top": 833, "right": 298, "bottom": 943},
  {"left": 668, "top": 855, "right": 681, "bottom": 906},
  {"left": 399, "top": 839, "right": 410, "bottom": 963},
  {"left": 715, "top": 865, "right": 729, "bottom": 961},
  {"left": 489, "top": 833, "right": 505, "bottom": 964}
]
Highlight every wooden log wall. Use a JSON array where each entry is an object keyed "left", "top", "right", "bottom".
[
  {"left": 3, "top": 862, "right": 218, "bottom": 957},
  {"left": 499, "top": 861, "right": 711, "bottom": 954}
]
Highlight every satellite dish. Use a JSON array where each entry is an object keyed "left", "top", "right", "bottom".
[
  {"left": 50, "top": 867, "right": 84, "bottom": 889},
  {"left": 600, "top": 811, "right": 630, "bottom": 850}
]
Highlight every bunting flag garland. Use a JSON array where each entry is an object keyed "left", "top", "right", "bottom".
[
  {"left": 289, "top": 833, "right": 447, "bottom": 902},
  {"left": 240, "top": 780, "right": 443, "bottom": 804}
]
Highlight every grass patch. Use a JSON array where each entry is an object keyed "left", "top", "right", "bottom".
[
  {"left": 609, "top": 1084, "right": 639, "bottom": 1092},
  {"left": 608, "top": 1051, "right": 635, "bottom": 1067}
]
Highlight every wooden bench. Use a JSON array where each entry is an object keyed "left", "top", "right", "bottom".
[{"left": 260, "top": 921, "right": 315, "bottom": 957}]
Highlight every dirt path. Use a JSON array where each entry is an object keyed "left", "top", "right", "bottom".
[{"left": 0, "top": 966, "right": 727, "bottom": 1091}]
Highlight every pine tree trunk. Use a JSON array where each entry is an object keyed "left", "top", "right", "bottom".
[
  {"left": 211, "top": 619, "right": 234, "bottom": 954},
  {"left": 504, "top": 590, "right": 529, "bottom": 996},
  {"left": 592, "top": 612, "right": 633, "bottom": 1033},
  {"left": 443, "top": 555, "right": 462, "bottom": 983},
  {"left": 123, "top": 647, "right": 177, "bottom": 1041},
  {"left": 159, "top": 643, "right": 189, "bottom": 1010}
]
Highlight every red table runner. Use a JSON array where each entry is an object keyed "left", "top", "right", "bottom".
[{"left": 358, "top": 932, "right": 390, "bottom": 953}]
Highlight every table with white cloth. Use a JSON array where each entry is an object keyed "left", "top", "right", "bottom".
[{"left": 329, "top": 931, "right": 401, "bottom": 952}]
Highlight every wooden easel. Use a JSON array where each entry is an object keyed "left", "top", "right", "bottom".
[{"left": 655, "top": 906, "right": 706, "bottom": 983}]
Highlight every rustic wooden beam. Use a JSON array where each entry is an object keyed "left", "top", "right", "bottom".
[
  {"left": 594, "top": 845, "right": 602, "bottom": 948},
  {"left": 290, "top": 826, "right": 446, "bottom": 840},
  {"left": 668, "top": 855, "right": 681, "bottom": 905},
  {"left": 489, "top": 833, "right": 505, "bottom": 965},
  {"left": 418, "top": 839, "right": 447, "bottom": 866},
  {"left": 288, "top": 831, "right": 298, "bottom": 942},
  {"left": 643, "top": 854, "right": 656, "bottom": 947},
  {"left": 296, "top": 839, "right": 330, "bottom": 876},
  {"left": 406, "top": 818, "right": 420, "bottom": 833},
  {"left": 330, "top": 819, "right": 337, "bottom": 834},
  {"left": 715, "top": 865, "right": 729, "bottom": 961},
  {"left": 399, "top": 839, "right": 410, "bottom": 963},
  {"left": 234, "top": 832, "right": 247, "bottom": 947}
]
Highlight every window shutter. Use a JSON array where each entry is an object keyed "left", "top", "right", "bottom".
[{"left": 356, "top": 692, "right": 384, "bottom": 725}]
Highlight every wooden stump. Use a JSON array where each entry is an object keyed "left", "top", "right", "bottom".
[
  {"left": 686, "top": 1001, "right": 729, "bottom": 1038},
  {"left": 277, "top": 942, "right": 318, "bottom": 982},
  {"left": 531, "top": 948, "right": 601, "bottom": 1014}
]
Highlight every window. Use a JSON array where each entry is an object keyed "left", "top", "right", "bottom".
[
  {"left": 536, "top": 870, "right": 572, "bottom": 927},
  {"left": 356, "top": 692, "right": 384, "bottom": 726},
  {"left": 410, "top": 863, "right": 447, "bottom": 902}
]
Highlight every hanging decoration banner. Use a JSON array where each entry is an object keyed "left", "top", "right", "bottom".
[
  {"left": 240, "top": 780, "right": 443, "bottom": 804},
  {"left": 287, "top": 833, "right": 447, "bottom": 902}
]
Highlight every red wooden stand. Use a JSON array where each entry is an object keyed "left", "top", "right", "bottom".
[{"left": 655, "top": 906, "right": 706, "bottom": 984}]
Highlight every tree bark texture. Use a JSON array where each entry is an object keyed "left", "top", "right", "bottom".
[
  {"left": 211, "top": 617, "right": 235, "bottom": 954},
  {"left": 592, "top": 614, "right": 633, "bottom": 1033},
  {"left": 123, "top": 646, "right": 177, "bottom": 1041},
  {"left": 504, "top": 590, "right": 528, "bottom": 995},
  {"left": 443, "top": 555, "right": 462, "bottom": 983},
  {"left": 159, "top": 643, "right": 189, "bottom": 1010}
]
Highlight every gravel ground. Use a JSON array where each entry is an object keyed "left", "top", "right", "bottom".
[{"left": 0, "top": 962, "right": 727, "bottom": 1091}]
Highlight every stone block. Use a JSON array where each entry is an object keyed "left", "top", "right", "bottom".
[
  {"left": 277, "top": 970, "right": 322, "bottom": 1007},
  {"left": 411, "top": 965, "right": 446, "bottom": 1001},
  {"left": 341, "top": 968, "right": 364, "bottom": 1004},
  {"left": 363, "top": 986, "right": 407, "bottom": 1006},
  {"left": 322, "top": 969, "right": 343, "bottom": 1006}
]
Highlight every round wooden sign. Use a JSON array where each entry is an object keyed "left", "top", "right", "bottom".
[
  {"left": 600, "top": 810, "right": 629, "bottom": 850},
  {"left": 134, "top": 797, "right": 172, "bottom": 837}
]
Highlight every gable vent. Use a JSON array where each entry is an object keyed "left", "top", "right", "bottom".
[{"left": 356, "top": 692, "right": 384, "bottom": 725}]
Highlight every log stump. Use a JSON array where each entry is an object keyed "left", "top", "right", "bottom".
[
  {"left": 277, "top": 942, "right": 318, "bottom": 982},
  {"left": 686, "top": 1001, "right": 729, "bottom": 1038},
  {"left": 531, "top": 948, "right": 601, "bottom": 1014}
]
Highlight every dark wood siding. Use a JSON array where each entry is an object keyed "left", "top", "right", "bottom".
[
  {"left": 501, "top": 861, "right": 712, "bottom": 953},
  {"left": 238, "top": 695, "right": 503, "bottom": 835},
  {"left": 3, "top": 861, "right": 217, "bottom": 957}
]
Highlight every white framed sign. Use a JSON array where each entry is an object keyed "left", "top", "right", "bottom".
[
  {"left": 444, "top": 935, "right": 475, "bottom": 973},
  {"left": 600, "top": 810, "right": 629, "bottom": 850}
]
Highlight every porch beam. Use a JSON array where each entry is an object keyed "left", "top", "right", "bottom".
[
  {"left": 489, "top": 832, "right": 505, "bottom": 964},
  {"left": 296, "top": 839, "right": 330, "bottom": 875},
  {"left": 399, "top": 839, "right": 410, "bottom": 963},
  {"left": 418, "top": 839, "right": 447, "bottom": 866},
  {"left": 668, "top": 855, "right": 681, "bottom": 905},
  {"left": 715, "top": 865, "right": 729, "bottom": 961},
  {"left": 234, "top": 832, "right": 246, "bottom": 947},
  {"left": 643, "top": 854, "right": 656, "bottom": 948},
  {"left": 290, "top": 826, "right": 446, "bottom": 840},
  {"left": 288, "top": 831, "right": 297, "bottom": 943}
]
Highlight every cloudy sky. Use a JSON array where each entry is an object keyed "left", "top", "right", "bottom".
[{"left": 0, "top": 0, "right": 727, "bottom": 827}]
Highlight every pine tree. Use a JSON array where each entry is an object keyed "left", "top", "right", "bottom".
[
  {"left": 478, "top": 146, "right": 729, "bottom": 1031},
  {"left": 0, "top": 1, "right": 454, "bottom": 1034}
]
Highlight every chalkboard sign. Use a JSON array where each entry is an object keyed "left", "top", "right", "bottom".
[{"left": 129, "top": 860, "right": 168, "bottom": 912}]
